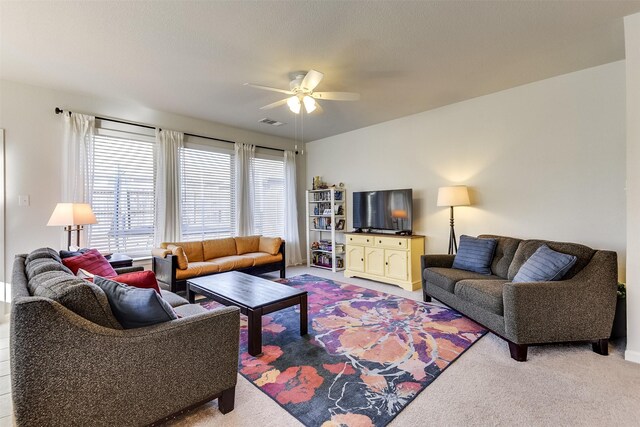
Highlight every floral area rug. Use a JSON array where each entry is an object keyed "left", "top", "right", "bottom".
[{"left": 199, "top": 274, "right": 487, "bottom": 427}]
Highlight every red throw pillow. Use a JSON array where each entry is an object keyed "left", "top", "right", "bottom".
[
  {"left": 62, "top": 248, "right": 117, "bottom": 277},
  {"left": 111, "top": 270, "right": 161, "bottom": 293}
]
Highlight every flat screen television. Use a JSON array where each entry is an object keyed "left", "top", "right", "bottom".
[{"left": 352, "top": 189, "right": 413, "bottom": 233}]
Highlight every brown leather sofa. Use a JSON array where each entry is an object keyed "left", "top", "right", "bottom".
[{"left": 152, "top": 235, "right": 285, "bottom": 293}]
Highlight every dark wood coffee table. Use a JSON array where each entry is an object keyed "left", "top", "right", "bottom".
[{"left": 186, "top": 271, "right": 308, "bottom": 356}]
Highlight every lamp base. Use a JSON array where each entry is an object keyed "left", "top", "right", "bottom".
[{"left": 447, "top": 206, "right": 458, "bottom": 255}]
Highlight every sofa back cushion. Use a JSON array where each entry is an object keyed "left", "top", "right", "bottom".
[
  {"left": 203, "top": 237, "right": 237, "bottom": 260},
  {"left": 163, "top": 241, "right": 204, "bottom": 262},
  {"left": 259, "top": 237, "right": 283, "bottom": 256},
  {"left": 235, "top": 236, "right": 261, "bottom": 255},
  {"left": 508, "top": 239, "right": 595, "bottom": 280},
  {"left": 478, "top": 234, "right": 523, "bottom": 279},
  {"left": 28, "top": 269, "right": 122, "bottom": 329}
]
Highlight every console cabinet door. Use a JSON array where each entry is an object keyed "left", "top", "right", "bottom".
[
  {"left": 364, "top": 247, "right": 385, "bottom": 276},
  {"left": 385, "top": 249, "right": 408, "bottom": 280},
  {"left": 346, "top": 245, "right": 365, "bottom": 272}
]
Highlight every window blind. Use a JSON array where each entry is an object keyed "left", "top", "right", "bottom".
[
  {"left": 252, "top": 156, "right": 285, "bottom": 238},
  {"left": 88, "top": 131, "right": 156, "bottom": 257},
  {"left": 180, "top": 146, "right": 236, "bottom": 241}
]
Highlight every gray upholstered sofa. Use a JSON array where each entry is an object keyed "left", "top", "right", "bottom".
[
  {"left": 11, "top": 248, "right": 240, "bottom": 426},
  {"left": 421, "top": 235, "right": 617, "bottom": 361}
]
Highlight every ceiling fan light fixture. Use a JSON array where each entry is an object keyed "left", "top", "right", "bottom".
[
  {"left": 287, "top": 96, "right": 301, "bottom": 114},
  {"left": 302, "top": 95, "right": 317, "bottom": 113}
]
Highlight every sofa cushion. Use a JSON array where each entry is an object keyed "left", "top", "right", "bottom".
[
  {"left": 160, "top": 290, "right": 189, "bottom": 308},
  {"left": 175, "top": 262, "right": 221, "bottom": 280},
  {"left": 424, "top": 267, "right": 503, "bottom": 293},
  {"left": 478, "top": 235, "right": 522, "bottom": 279},
  {"left": 59, "top": 248, "right": 90, "bottom": 259},
  {"left": 243, "top": 252, "right": 283, "bottom": 266},
  {"left": 512, "top": 244, "right": 578, "bottom": 283},
  {"left": 28, "top": 270, "right": 122, "bottom": 329},
  {"left": 235, "top": 236, "right": 261, "bottom": 255},
  {"left": 452, "top": 235, "right": 497, "bottom": 275},
  {"left": 167, "top": 244, "right": 189, "bottom": 270},
  {"left": 111, "top": 270, "right": 161, "bottom": 293},
  {"left": 94, "top": 276, "right": 177, "bottom": 329},
  {"left": 203, "top": 237, "right": 237, "bottom": 260},
  {"left": 508, "top": 239, "right": 595, "bottom": 280},
  {"left": 209, "top": 255, "right": 255, "bottom": 272},
  {"left": 26, "top": 257, "right": 73, "bottom": 281},
  {"left": 62, "top": 249, "right": 117, "bottom": 277},
  {"left": 454, "top": 279, "right": 508, "bottom": 315},
  {"left": 259, "top": 237, "right": 282, "bottom": 256},
  {"left": 174, "top": 303, "right": 208, "bottom": 318},
  {"left": 25, "top": 247, "right": 62, "bottom": 264},
  {"left": 163, "top": 241, "right": 204, "bottom": 262}
]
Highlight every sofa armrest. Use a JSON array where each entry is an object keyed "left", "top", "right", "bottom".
[
  {"left": 421, "top": 254, "right": 455, "bottom": 270},
  {"left": 502, "top": 250, "right": 617, "bottom": 344},
  {"left": 152, "top": 254, "right": 178, "bottom": 292},
  {"left": 152, "top": 248, "right": 172, "bottom": 258},
  {"left": 11, "top": 297, "right": 240, "bottom": 426},
  {"left": 114, "top": 265, "right": 145, "bottom": 274}
]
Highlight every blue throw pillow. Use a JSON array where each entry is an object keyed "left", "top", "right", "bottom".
[
  {"left": 452, "top": 235, "right": 498, "bottom": 275},
  {"left": 512, "top": 245, "right": 577, "bottom": 283},
  {"left": 94, "top": 276, "right": 177, "bottom": 329}
]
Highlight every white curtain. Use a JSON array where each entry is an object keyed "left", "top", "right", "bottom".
[
  {"left": 62, "top": 112, "right": 95, "bottom": 247},
  {"left": 284, "top": 150, "right": 303, "bottom": 265},
  {"left": 63, "top": 112, "right": 95, "bottom": 203},
  {"left": 154, "top": 129, "right": 183, "bottom": 245},
  {"left": 235, "top": 143, "right": 255, "bottom": 236}
]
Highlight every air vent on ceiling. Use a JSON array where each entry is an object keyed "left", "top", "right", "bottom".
[{"left": 258, "top": 118, "right": 286, "bottom": 126}]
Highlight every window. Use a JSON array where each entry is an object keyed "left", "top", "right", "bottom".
[
  {"left": 252, "top": 155, "right": 285, "bottom": 237},
  {"left": 89, "top": 128, "right": 156, "bottom": 257},
  {"left": 180, "top": 144, "right": 236, "bottom": 241}
]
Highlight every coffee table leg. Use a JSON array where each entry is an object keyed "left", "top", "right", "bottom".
[
  {"left": 186, "top": 285, "right": 195, "bottom": 304},
  {"left": 248, "top": 308, "right": 263, "bottom": 356},
  {"left": 300, "top": 294, "right": 308, "bottom": 336}
]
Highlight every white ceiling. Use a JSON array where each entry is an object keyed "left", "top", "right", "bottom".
[{"left": 2, "top": 1, "right": 639, "bottom": 142}]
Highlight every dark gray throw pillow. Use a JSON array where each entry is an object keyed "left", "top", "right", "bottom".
[
  {"left": 94, "top": 276, "right": 177, "bottom": 329},
  {"left": 512, "top": 244, "right": 577, "bottom": 283},
  {"left": 452, "top": 235, "right": 498, "bottom": 275}
]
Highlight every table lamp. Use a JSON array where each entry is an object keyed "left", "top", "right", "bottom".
[
  {"left": 47, "top": 203, "right": 97, "bottom": 249},
  {"left": 437, "top": 186, "right": 470, "bottom": 254}
]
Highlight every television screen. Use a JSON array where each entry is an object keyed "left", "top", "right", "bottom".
[{"left": 352, "top": 189, "right": 413, "bottom": 232}]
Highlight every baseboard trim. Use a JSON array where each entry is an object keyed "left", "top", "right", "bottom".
[{"left": 624, "top": 348, "right": 640, "bottom": 364}]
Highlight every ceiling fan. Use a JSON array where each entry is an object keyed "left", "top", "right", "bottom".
[{"left": 244, "top": 69, "right": 360, "bottom": 114}]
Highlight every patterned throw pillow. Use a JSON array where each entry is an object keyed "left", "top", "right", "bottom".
[
  {"left": 452, "top": 235, "right": 498, "bottom": 275},
  {"left": 94, "top": 276, "right": 177, "bottom": 329},
  {"left": 512, "top": 244, "right": 577, "bottom": 283},
  {"left": 62, "top": 249, "right": 117, "bottom": 277}
]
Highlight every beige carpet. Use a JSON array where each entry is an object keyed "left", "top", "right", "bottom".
[{"left": 167, "top": 266, "right": 640, "bottom": 426}]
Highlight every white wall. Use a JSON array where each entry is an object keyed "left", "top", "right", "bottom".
[
  {"left": 0, "top": 79, "right": 305, "bottom": 280},
  {"left": 306, "top": 61, "right": 626, "bottom": 278},
  {"left": 625, "top": 12, "right": 640, "bottom": 363}
]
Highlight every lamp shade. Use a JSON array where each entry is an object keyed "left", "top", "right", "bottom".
[
  {"left": 437, "top": 186, "right": 470, "bottom": 207},
  {"left": 47, "top": 203, "right": 97, "bottom": 226}
]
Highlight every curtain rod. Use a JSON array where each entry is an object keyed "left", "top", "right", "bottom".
[{"left": 54, "top": 107, "right": 296, "bottom": 154}]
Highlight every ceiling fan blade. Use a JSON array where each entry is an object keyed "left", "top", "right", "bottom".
[
  {"left": 260, "top": 98, "right": 289, "bottom": 110},
  {"left": 311, "top": 91, "right": 360, "bottom": 101},
  {"left": 244, "top": 83, "right": 294, "bottom": 95},
  {"left": 300, "top": 69, "right": 324, "bottom": 92}
]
